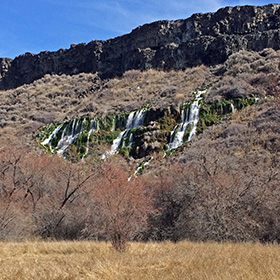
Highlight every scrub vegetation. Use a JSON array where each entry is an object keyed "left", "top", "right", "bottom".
[{"left": 0, "top": 49, "right": 279, "bottom": 266}]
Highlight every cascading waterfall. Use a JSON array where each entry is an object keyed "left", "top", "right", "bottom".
[
  {"left": 41, "top": 110, "right": 146, "bottom": 159},
  {"left": 38, "top": 89, "right": 260, "bottom": 160},
  {"left": 128, "top": 157, "right": 153, "bottom": 181},
  {"left": 41, "top": 118, "right": 90, "bottom": 155},
  {"left": 56, "top": 118, "right": 87, "bottom": 155},
  {"left": 168, "top": 90, "right": 205, "bottom": 150},
  {"left": 41, "top": 124, "right": 63, "bottom": 152},
  {"left": 102, "top": 109, "right": 146, "bottom": 158},
  {"left": 83, "top": 119, "right": 99, "bottom": 157}
]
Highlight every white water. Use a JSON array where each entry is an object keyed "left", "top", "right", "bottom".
[
  {"left": 168, "top": 90, "right": 204, "bottom": 150},
  {"left": 41, "top": 124, "right": 63, "bottom": 152},
  {"left": 56, "top": 118, "right": 87, "bottom": 155},
  {"left": 41, "top": 118, "right": 93, "bottom": 156},
  {"left": 128, "top": 157, "right": 153, "bottom": 181},
  {"left": 111, "top": 117, "right": 115, "bottom": 132},
  {"left": 127, "top": 110, "right": 146, "bottom": 129},
  {"left": 83, "top": 119, "right": 99, "bottom": 157},
  {"left": 231, "top": 103, "right": 235, "bottom": 113},
  {"left": 42, "top": 110, "right": 147, "bottom": 159},
  {"left": 103, "top": 109, "right": 146, "bottom": 158}
]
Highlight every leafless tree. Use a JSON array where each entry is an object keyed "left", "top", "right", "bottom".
[{"left": 86, "top": 158, "right": 156, "bottom": 251}]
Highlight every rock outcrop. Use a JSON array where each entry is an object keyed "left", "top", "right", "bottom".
[
  {"left": 0, "top": 58, "right": 12, "bottom": 79},
  {"left": 1, "top": 4, "right": 280, "bottom": 89}
]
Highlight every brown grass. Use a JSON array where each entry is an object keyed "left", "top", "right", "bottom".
[{"left": 0, "top": 241, "right": 280, "bottom": 280}]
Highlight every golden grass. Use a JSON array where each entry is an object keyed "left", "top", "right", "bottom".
[{"left": 0, "top": 241, "right": 280, "bottom": 280}]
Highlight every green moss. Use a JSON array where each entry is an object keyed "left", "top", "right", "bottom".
[
  {"left": 182, "top": 123, "right": 194, "bottom": 142},
  {"left": 78, "top": 145, "right": 86, "bottom": 157},
  {"left": 83, "top": 118, "right": 91, "bottom": 131},
  {"left": 48, "top": 123, "right": 68, "bottom": 148},
  {"left": 36, "top": 123, "right": 59, "bottom": 142},
  {"left": 142, "top": 100, "right": 152, "bottom": 110},
  {"left": 197, "top": 97, "right": 257, "bottom": 134},
  {"left": 119, "top": 146, "right": 131, "bottom": 157},
  {"left": 158, "top": 113, "right": 177, "bottom": 132},
  {"left": 98, "top": 115, "right": 114, "bottom": 131},
  {"left": 169, "top": 124, "right": 180, "bottom": 142},
  {"left": 183, "top": 102, "right": 192, "bottom": 111},
  {"left": 234, "top": 97, "right": 256, "bottom": 110},
  {"left": 114, "top": 112, "right": 129, "bottom": 130},
  {"left": 76, "top": 133, "right": 88, "bottom": 145},
  {"left": 91, "top": 130, "right": 121, "bottom": 145},
  {"left": 103, "top": 131, "right": 120, "bottom": 144}
]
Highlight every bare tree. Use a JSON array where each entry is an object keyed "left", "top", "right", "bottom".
[
  {"left": 87, "top": 158, "right": 156, "bottom": 251},
  {"left": 32, "top": 156, "right": 95, "bottom": 240}
]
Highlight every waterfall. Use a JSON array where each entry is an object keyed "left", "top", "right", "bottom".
[
  {"left": 41, "top": 124, "right": 63, "bottom": 151},
  {"left": 111, "top": 116, "right": 115, "bottom": 132},
  {"left": 83, "top": 119, "right": 99, "bottom": 157},
  {"left": 231, "top": 103, "right": 235, "bottom": 113},
  {"left": 128, "top": 133, "right": 133, "bottom": 147},
  {"left": 127, "top": 110, "right": 146, "bottom": 129},
  {"left": 102, "top": 109, "right": 147, "bottom": 158},
  {"left": 41, "top": 110, "right": 147, "bottom": 158},
  {"left": 41, "top": 109, "right": 148, "bottom": 158},
  {"left": 56, "top": 118, "right": 86, "bottom": 155},
  {"left": 128, "top": 157, "right": 153, "bottom": 181},
  {"left": 41, "top": 118, "right": 90, "bottom": 155},
  {"left": 168, "top": 90, "right": 204, "bottom": 150}
]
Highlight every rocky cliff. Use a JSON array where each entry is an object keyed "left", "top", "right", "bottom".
[{"left": 1, "top": 4, "right": 280, "bottom": 89}]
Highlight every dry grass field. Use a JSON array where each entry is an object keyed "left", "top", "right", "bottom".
[{"left": 0, "top": 241, "right": 280, "bottom": 280}]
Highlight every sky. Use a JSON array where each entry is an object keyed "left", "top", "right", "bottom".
[{"left": 0, "top": 0, "right": 279, "bottom": 59}]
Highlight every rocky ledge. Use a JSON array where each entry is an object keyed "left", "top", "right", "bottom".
[{"left": 0, "top": 4, "right": 280, "bottom": 89}]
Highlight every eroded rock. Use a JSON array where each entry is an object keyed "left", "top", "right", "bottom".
[{"left": 0, "top": 4, "right": 280, "bottom": 89}]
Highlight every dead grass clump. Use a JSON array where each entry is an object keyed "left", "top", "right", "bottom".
[{"left": 174, "top": 92, "right": 185, "bottom": 102}]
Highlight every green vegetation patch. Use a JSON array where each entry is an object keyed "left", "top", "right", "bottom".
[
  {"left": 197, "top": 97, "right": 257, "bottom": 134},
  {"left": 36, "top": 123, "right": 59, "bottom": 142},
  {"left": 158, "top": 112, "right": 177, "bottom": 133}
]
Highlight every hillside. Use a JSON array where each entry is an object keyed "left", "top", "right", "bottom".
[{"left": 0, "top": 4, "right": 279, "bottom": 244}]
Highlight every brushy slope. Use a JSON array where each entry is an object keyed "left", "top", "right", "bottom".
[
  {"left": 1, "top": 241, "right": 280, "bottom": 280},
  {"left": 0, "top": 49, "right": 279, "bottom": 243},
  {"left": 0, "top": 48, "right": 279, "bottom": 146},
  {"left": 145, "top": 99, "right": 280, "bottom": 242}
]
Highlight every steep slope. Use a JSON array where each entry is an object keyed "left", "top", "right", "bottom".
[{"left": 0, "top": 47, "right": 279, "bottom": 157}]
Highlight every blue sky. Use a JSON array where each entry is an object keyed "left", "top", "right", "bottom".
[{"left": 0, "top": 0, "right": 278, "bottom": 58}]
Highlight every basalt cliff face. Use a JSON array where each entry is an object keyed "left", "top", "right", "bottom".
[{"left": 1, "top": 4, "right": 280, "bottom": 89}]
